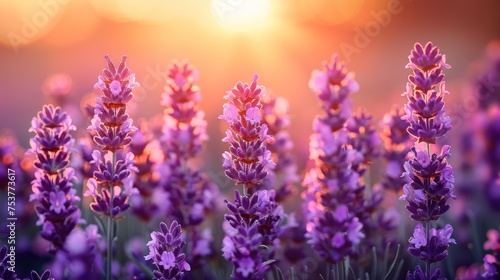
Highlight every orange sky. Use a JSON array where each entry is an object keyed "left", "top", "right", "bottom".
[{"left": 1, "top": 0, "right": 499, "bottom": 168}]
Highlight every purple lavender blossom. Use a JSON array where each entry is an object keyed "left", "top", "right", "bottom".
[
  {"left": 399, "top": 145, "right": 455, "bottom": 222},
  {"left": 408, "top": 224, "right": 456, "bottom": 263},
  {"left": 403, "top": 42, "right": 451, "bottom": 144},
  {"left": 27, "top": 105, "right": 81, "bottom": 251},
  {"left": 346, "top": 109, "right": 383, "bottom": 167},
  {"left": 222, "top": 190, "right": 280, "bottom": 279},
  {"left": 48, "top": 224, "right": 102, "bottom": 280},
  {"left": 219, "top": 74, "right": 274, "bottom": 189},
  {"left": 128, "top": 120, "right": 163, "bottom": 222},
  {"left": 145, "top": 220, "right": 191, "bottom": 280},
  {"left": 407, "top": 265, "right": 446, "bottom": 280},
  {"left": 380, "top": 107, "right": 412, "bottom": 192},
  {"left": 85, "top": 55, "right": 139, "bottom": 280},
  {"left": 84, "top": 55, "right": 139, "bottom": 218},
  {"left": 479, "top": 106, "right": 500, "bottom": 211},
  {"left": 481, "top": 229, "right": 500, "bottom": 279},
  {"left": 303, "top": 55, "right": 365, "bottom": 263},
  {"left": 401, "top": 42, "right": 455, "bottom": 280},
  {"left": 159, "top": 61, "right": 219, "bottom": 264},
  {"left": 259, "top": 94, "right": 298, "bottom": 202},
  {"left": 220, "top": 76, "right": 280, "bottom": 279}
]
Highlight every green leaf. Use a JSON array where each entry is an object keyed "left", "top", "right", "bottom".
[
  {"left": 262, "top": 259, "right": 276, "bottom": 267},
  {"left": 125, "top": 249, "right": 154, "bottom": 279}
]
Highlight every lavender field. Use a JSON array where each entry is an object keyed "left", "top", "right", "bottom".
[{"left": 1, "top": 1, "right": 500, "bottom": 279}]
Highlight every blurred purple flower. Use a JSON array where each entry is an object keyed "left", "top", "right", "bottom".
[
  {"left": 455, "top": 264, "right": 482, "bottom": 280},
  {"left": 406, "top": 265, "right": 446, "bottom": 280},
  {"left": 259, "top": 95, "right": 298, "bottom": 202},
  {"left": 27, "top": 105, "right": 81, "bottom": 251},
  {"left": 481, "top": 228, "right": 500, "bottom": 279},
  {"left": 303, "top": 54, "right": 366, "bottom": 263},
  {"left": 42, "top": 73, "right": 72, "bottom": 107},
  {"left": 158, "top": 61, "right": 219, "bottom": 265},
  {"left": 126, "top": 120, "right": 163, "bottom": 222},
  {"left": 145, "top": 220, "right": 191, "bottom": 280},
  {"left": 380, "top": 107, "right": 413, "bottom": 192},
  {"left": 48, "top": 225, "right": 102, "bottom": 280}
]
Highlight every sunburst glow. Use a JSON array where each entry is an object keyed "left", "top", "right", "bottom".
[{"left": 211, "top": 0, "right": 271, "bottom": 31}]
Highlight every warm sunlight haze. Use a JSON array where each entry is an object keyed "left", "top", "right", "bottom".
[{"left": 211, "top": 0, "right": 271, "bottom": 31}]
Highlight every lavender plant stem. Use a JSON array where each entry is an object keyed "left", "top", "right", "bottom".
[
  {"left": 426, "top": 220, "right": 430, "bottom": 280},
  {"left": 425, "top": 142, "right": 430, "bottom": 280},
  {"left": 106, "top": 151, "right": 116, "bottom": 280}
]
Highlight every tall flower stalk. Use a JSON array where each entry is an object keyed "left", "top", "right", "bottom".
[
  {"left": 85, "top": 55, "right": 139, "bottom": 280},
  {"left": 219, "top": 75, "right": 279, "bottom": 279},
  {"left": 400, "top": 42, "right": 456, "bottom": 280},
  {"left": 380, "top": 107, "right": 412, "bottom": 193},
  {"left": 259, "top": 94, "right": 298, "bottom": 202},
  {"left": 159, "top": 61, "right": 219, "bottom": 264},
  {"left": 27, "top": 105, "right": 81, "bottom": 252},
  {"left": 302, "top": 55, "right": 365, "bottom": 263}
]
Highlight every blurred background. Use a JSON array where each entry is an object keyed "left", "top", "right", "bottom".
[
  {"left": 1, "top": 0, "right": 500, "bottom": 278},
  {"left": 1, "top": 0, "right": 499, "bottom": 162}
]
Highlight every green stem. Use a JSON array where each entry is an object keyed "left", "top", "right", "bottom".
[
  {"left": 425, "top": 142, "right": 431, "bottom": 280},
  {"left": 106, "top": 152, "right": 117, "bottom": 280}
]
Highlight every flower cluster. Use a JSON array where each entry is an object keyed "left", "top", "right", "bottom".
[
  {"left": 49, "top": 225, "right": 102, "bottom": 280},
  {"left": 380, "top": 107, "right": 412, "bottom": 192},
  {"left": 403, "top": 42, "right": 451, "bottom": 143},
  {"left": 145, "top": 221, "right": 191, "bottom": 280},
  {"left": 482, "top": 229, "right": 500, "bottom": 278},
  {"left": 85, "top": 55, "right": 139, "bottom": 217},
  {"left": 128, "top": 120, "right": 163, "bottom": 221},
  {"left": 159, "top": 61, "right": 219, "bottom": 263},
  {"left": 222, "top": 190, "right": 281, "bottom": 279},
  {"left": 220, "top": 76, "right": 280, "bottom": 279},
  {"left": 408, "top": 224, "right": 456, "bottom": 263},
  {"left": 480, "top": 106, "right": 500, "bottom": 211},
  {"left": 220, "top": 74, "right": 274, "bottom": 189},
  {"left": 27, "top": 105, "right": 81, "bottom": 251},
  {"left": 303, "top": 55, "right": 365, "bottom": 263},
  {"left": 400, "top": 145, "right": 455, "bottom": 221},
  {"left": 402, "top": 42, "right": 456, "bottom": 279},
  {"left": 259, "top": 94, "right": 298, "bottom": 202}
]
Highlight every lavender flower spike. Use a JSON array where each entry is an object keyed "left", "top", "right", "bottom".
[
  {"left": 402, "top": 42, "right": 455, "bottom": 280},
  {"left": 145, "top": 220, "right": 191, "bottom": 280},
  {"left": 219, "top": 74, "right": 274, "bottom": 190},
  {"left": 403, "top": 42, "right": 451, "bottom": 144},
  {"left": 220, "top": 76, "right": 280, "bottom": 279},
  {"left": 86, "top": 55, "right": 139, "bottom": 280},
  {"left": 159, "top": 61, "right": 219, "bottom": 265},
  {"left": 303, "top": 54, "right": 365, "bottom": 263},
  {"left": 27, "top": 105, "right": 81, "bottom": 251},
  {"left": 85, "top": 55, "right": 139, "bottom": 218}
]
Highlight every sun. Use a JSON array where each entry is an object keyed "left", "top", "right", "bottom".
[{"left": 211, "top": 0, "right": 271, "bottom": 31}]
